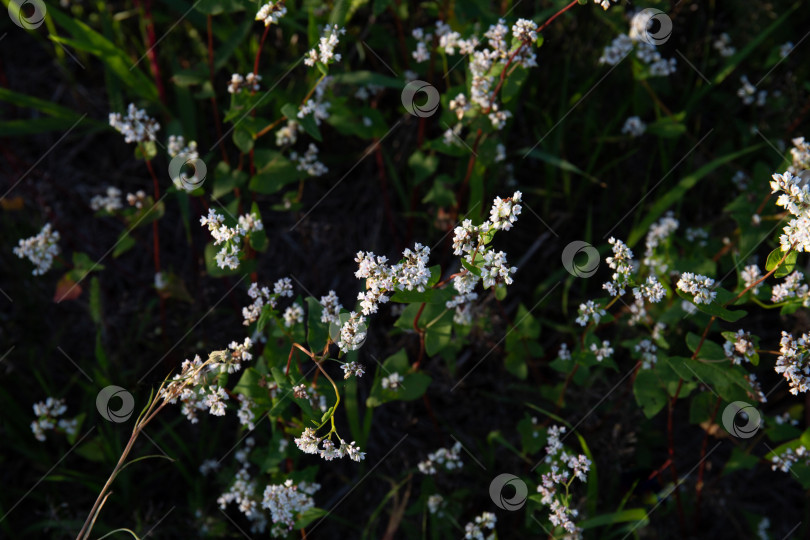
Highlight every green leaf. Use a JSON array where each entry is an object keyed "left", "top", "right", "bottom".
[
  {"left": 675, "top": 288, "right": 747, "bottom": 323},
  {"left": 247, "top": 202, "right": 268, "bottom": 252},
  {"left": 89, "top": 277, "right": 102, "bottom": 325},
  {"left": 580, "top": 508, "right": 649, "bottom": 530},
  {"left": 306, "top": 297, "right": 330, "bottom": 352},
  {"left": 766, "top": 248, "right": 797, "bottom": 278},
  {"left": 233, "top": 127, "right": 254, "bottom": 153},
  {"left": 366, "top": 350, "right": 431, "bottom": 407},
  {"left": 645, "top": 117, "right": 687, "bottom": 138},
  {"left": 634, "top": 370, "right": 668, "bottom": 418},
  {"left": 424, "top": 310, "right": 453, "bottom": 356},
  {"left": 522, "top": 148, "right": 601, "bottom": 184},
  {"left": 685, "top": 332, "right": 726, "bottom": 361},
  {"left": 408, "top": 150, "right": 439, "bottom": 184},
  {"left": 113, "top": 231, "right": 136, "bottom": 258},
  {"left": 281, "top": 103, "right": 322, "bottom": 141},
  {"left": 233, "top": 368, "right": 271, "bottom": 405},
  {"left": 48, "top": 9, "right": 158, "bottom": 102},
  {"left": 294, "top": 507, "right": 327, "bottom": 529},
  {"left": 249, "top": 155, "right": 302, "bottom": 194}
]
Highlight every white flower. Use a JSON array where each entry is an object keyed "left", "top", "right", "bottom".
[
  {"left": 228, "top": 72, "right": 261, "bottom": 94},
  {"left": 741, "top": 264, "right": 762, "bottom": 295},
  {"left": 283, "top": 303, "right": 304, "bottom": 328},
  {"left": 199, "top": 459, "right": 220, "bottom": 476},
  {"left": 31, "top": 397, "right": 69, "bottom": 441},
  {"left": 255, "top": 1, "right": 286, "bottom": 26},
  {"left": 621, "top": 116, "right": 646, "bottom": 137},
  {"left": 291, "top": 143, "right": 328, "bottom": 177},
  {"left": 633, "top": 276, "right": 666, "bottom": 303},
  {"left": 558, "top": 343, "right": 572, "bottom": 361},
  {"left": 200, "top": 209, "right": 246, "bottom": 270},
  {"left": 319, "top": 290, "right": 342, "bottom": 324},
  {"left": 635, "top": 339, "right": 658, "bottom": 369},
  {"left": 723, "top": 329, "right": 756, "bottom": 365},
  {"left": 341, "top": 361, "right": 365, "bottom": 379},
  {"left": 677, "top": 272, "right": 716, "bottom": 305},
  {"left": 590, "top": 340, "right": 614, "bottom": 362},
  {"left": 603, "top": 237, "right": 635, "bottom": 296},
  {"left": 338, "top": 312, "right": 367, "bottom": 352},
  {"left": 771, "top": 271, "right": 809, "bottom": 303},
  {"left": 261, "top": 479, "right": 316, "bottom": 529},
  {"left": 464, "top": 511, "right": 497, "bottom": 540},
  {"left": 275, "top": 120, "right": 299, "bottom": 146},
  {"left": 576, "top": 300, "right": 606, "bottom": 327},
  {"left": 305, "top": 25, "right": 345, "bottom": 67},
  {"left": 481, "top": 250, "right": 516, "bottom": 288},
  {"left": 427, "top": 494, "right": 444, "bottom": 515},
  {"left": 204, "top": 386, "right": 228, "bottom": 416},
  {"left": 594, "top": 0, "right": 615, "bottom": 9},
  {"left": 512, "top": 19, "right": 538, "bottom": 42},
  {"left": 713, "top": 33, "right": 736, "bottom": 57},
  {"left": 775, "top": 331, "right": 810, "bottom": 394},
  {"left": 418, "top": 442, "right": 463, "bottom": 475},
  {"left": 599, "top": 34, "right": 634, "bottom": 65},
  {"left": 90, "top": 186, "right": 123, "bottom": 213},
  {"left": 109, "top": 103, "right": 160, "bottom": 144},
  {"left": 382, "top": 372, "right": 404, "bottom": 391},
  {"left": 13, "top": 223, "right": 61, "bottom": 275}
]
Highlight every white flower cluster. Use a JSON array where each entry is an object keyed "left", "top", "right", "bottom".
[
  {"left": 127, "top": 190, "right": 147, "bottom": 208},
  {"left": 298, "top": 77, "right": 332, "bottom": 125},
  {"left": 200, "top": 208, "right": 257, "bottom": 270},
  {"left": 337, "top": 312, "right": 367, "bottom": 352},
  {"left": 558, "top": 343, "right": 572, "bottom": 361},
  {"left": 305, "top": 25, "right": 345, "bottom": 67},
  {"left": 489, "top": 191, "right": 522, "bottom": 230},
  {"left": 290, "top": 143, "right": 328, "bottom": 177},
  {"left": 109, "top": 103, "right": 160, "bottom": 144},
  {"left": 411, "top": 27, "right": 432, "bottom": 63},
  {"left": 633, "top": 276, "right": 666, "bottom": 304},
  {"left": 723, "top": 330, "right": 756, "bottom": 365},
  {"left": 643, "top": 212, "right": 679, "bottom": 273},
  {"left": 237, "top": 395, "right": 256, "bottom": 430},
  {"left": 293, "top": 427, "right": 366, "bottom": 461},
  {"left": 775, "top": 331, "right": 810, "bottom": 395},
  {"left": 261, "top": 479, "right": 317, "bottom": 535},
  {"left": 576, "top": 299, "right": 606, "bottom": 327},
  {"left": 594, "top": 0, "right": 615, "bottom": 9},
  {"left": 737, "top": 75, "right": 766, "bottom": 107},
  {"left": 417, "top": 441, "right": 463, "bottom": 474},
  {"left": 242, "top": 278, "right": 295, "bottom": 325},
  {"left": 217, "top": 466, "right": 268, "bottom": 533},
  {"left": 435, "top": 21, "right": 477, "bottom": 56},
  {"left": 161, "top": 353, "right": 227, "bottom": 423},
  {"left": 13, "top": 223, "right": 61, "bottom": 275},
  {"left": 282, "top": 303, "right": 304, "bottom": 328},
  {"left": 771, "top": 445, "right": 808, "bottom": 473},
  {"left": 621, "top": 116, "right": 646, "bottom": 137},
  {"left": 512, "top": 18, "right": 538, "bottom": 42},
  {"left": 771, "top": 271, "right": 810, "bottom": 305},
  {"left": 770, "top": 170, "right": 810, "bottom": 252},
  {"left": 255, "top": 1, "right": 286, "bottom": 26},
  {"left": 31, "top": 397, "right": 76, "bottom": 442},
  {"left": 463, "top": 512, "right": 497, "bottom": 540},
  {"left": 275, "top": 119, "right": 299, "bottom": 147},
  {"left": 341, "top": 361, "right": 365, "bottom": 379},
  {"left": 90, "top": 186, "right": 123, "bottom": 213},
  {"left": 381, "top": 372, "right": 404, "bottom": 391},
  {"left": 740, "top": 264, "right": 761, "bottom": 295},
  {"left": 712, "top": 33, "right": 736, "bottom": 57},
  {"left": 353, "top": 242, "right": 431, "bottom": 318},
  {"left": 590, "top": 340, "right": 614, "bottom": 362},
  {"left": 603, "top": 237, "right": 634, "bottom": 296},
  {"left": 635, "top": 339, "right": 658, "bottom": 369},
  {"left": 677, "top": 272, "right": 716, "bottom": 305},
  {"left": 228, "top": 72, "right": 261, "bottom": 94},
  {"left": 167, "top": 134, "right": 198, "bottom": 160},
  {"left": 319, "top": 290, "right": 342, "bottom": 325},
  {"left": 788, "top": 137, "right": 810, "bottom": 175},
  {"left": 599, "top": 12, "right": 677, "bottom": 76},
  {"left": 427, "top": 494, "right": 444, "bottom": 515},
  {"left": 536, "top": 426, "right": 589, "bottom": 537}
]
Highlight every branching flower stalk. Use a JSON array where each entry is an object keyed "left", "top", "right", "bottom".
[{"left": 76, "top": 351, "right": 228, "bottom": 540}]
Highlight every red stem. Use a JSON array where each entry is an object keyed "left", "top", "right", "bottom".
[
  {"left": 136, "top": 0, "right": 166, "bottom": 106},
  {"left": 207, "top": 15, "right": 229, "bottom": 165}
]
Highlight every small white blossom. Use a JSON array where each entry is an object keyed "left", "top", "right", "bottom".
[
  {"left": 621, "top": 116, "right": 646, "bottom": 137},
  {"left": 255, "top": 1, "right": 286, "bottom": 26},
  {"left": 305, "top": 25, "right": 345, "bottom": 67},
  {"left": 13, "top": 223, "right": 61, "bottom": 275},
  {"left": 677, "top": 272, "right": 716, "bottom": 305},
  {"left": 90, "top": 186, "right": 123, "bottom": 213},
  {"left": 109, "top": 103, "right": 160, "bottom": 144}
]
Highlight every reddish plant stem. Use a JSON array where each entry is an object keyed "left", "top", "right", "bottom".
[
  {"left": 694, "top": 396, "right": 721, "bottom": 527},
  {"left": 690, "top": 245, "right": 795, "bottom": 360},
  {"left": 136, "top": 0, "right": 166, "bottom": 106},
  {"left": 667, "top": 378, "right": 687, "bottom": 535},
  {"left": 254, "top": 25, "right": 271, "bottom": 75},
  {"left": 555, "top": 364, "right": 579, "bottom": 408},
  {"left": 207, "top": 15, "right": 229, "bottom": 164},
  {"left": 537, "top": 0, "right": 578, "bottom": 33}
]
